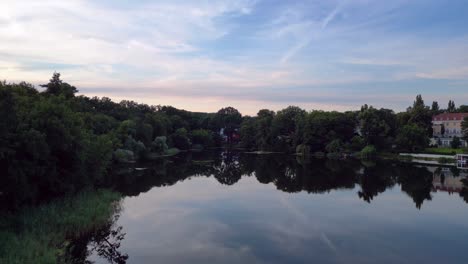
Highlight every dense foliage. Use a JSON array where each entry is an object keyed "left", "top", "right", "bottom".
[{"left": 1, "top": 73, "right": 467, "bottom": 206}]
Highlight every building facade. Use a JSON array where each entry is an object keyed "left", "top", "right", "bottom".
[{"left": 432, "top": 113, "right": 468, "bottom": 147}]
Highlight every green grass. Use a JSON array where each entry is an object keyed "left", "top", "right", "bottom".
[
  {"left": 0, "top": 189, "right": 121, "bottom": 264},
  {"left": 423, "top": 148, "right": 465, "bottom": 155}
]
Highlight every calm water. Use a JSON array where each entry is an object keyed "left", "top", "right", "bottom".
[{"left": 80, "top": 151, "right": 468, "bottom": 264}]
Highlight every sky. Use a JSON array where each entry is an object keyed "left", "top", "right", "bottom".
[{"left": 1, "top": 0, "right": 468, "bottom": 115}]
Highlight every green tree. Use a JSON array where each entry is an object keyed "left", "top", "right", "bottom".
[
  {"left": 408, "top": 94, "right": 432, "bottom": 135},
  {"left": 325, "top": 139, "right": 343, "bottom": 154},
  {"left": 190, "top": 129, "right": 213, "bottom": 147},
  {"left": 431, "top": 101, "right": 440, "bottom": 114},
  {"left": 255, "top": 109, "right": 275, "bottom": 150},
  {"left": 396, "top": 124, "right": 429, "bottom": 152},
  {"left": 448, "top": 100, "right": 456, "bottom": 113},
  {"left": 239, "top": 117, "right": 257, "bottom": 150},
  {"left": 40, "top": 72, "right": 78, "bottom": 98},
  {"left": 462, "top": 117, "right": 468, "bottom": 141},
  {"left": 358, "top": 106, "right": 396, "bottom": 150},
  {"left": 350, "top": 136, "right": 365, "bottom": 151},
  {"left": 458, "top": 105, "right": 468, "bottom": 113},
  {"left": 215, "top": 107, "right": 242, "bottom": 144},
  {"left": 451, "top": 136, "right": 461, "bottom": 149},
  {"left": 170, "top": 128, "right": 191, "bottom": 150}
]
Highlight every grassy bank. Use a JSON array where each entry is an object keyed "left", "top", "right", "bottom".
[
  {"left": 0, "top": 189, "right": 121, "bottom": 264},
  {"left": 423, "top": 148, "right": 466, "bottom": 155}
]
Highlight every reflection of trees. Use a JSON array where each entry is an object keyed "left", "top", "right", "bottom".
[
  {"left": 62, "top": 204, "right": 128, "bottom": 264},
  {"left": 397, "top": 165, "right": 433, "bottom": 209},
  {"left": 213, "top": 151, "right": 242, "bottom": 185},
  {"left": 100, "top": 150, "right": 462, "bottom": 209},
  {"left": 358, "top": 164, "right": 397, "bottom": 203},
  {"left": 460, "top": 178, "right": 468, "bottom": 203},
  {"left": 271, "top": 158, "right": 359, "bottom": 194}
]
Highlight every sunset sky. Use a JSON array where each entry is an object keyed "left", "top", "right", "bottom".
[{"left": 1, "top": 0, "right": 468, "bottom": 114}]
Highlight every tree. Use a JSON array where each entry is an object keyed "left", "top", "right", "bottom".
[
  {"left": 190, "top": 129, "right": 213, "bottom": 147},
  {"left": 448, "top": 100, "right": 456, "bottom": 113},
  {"left": 396, "top": 124, "right": 429, "bottom": 152},
  {"left": 40, "top": 72, "right": 78, "bottom": 98},
  {"left": 170, "top": 128, "right": 191, "bottom": 150},
  {"left": 350, "top": 136, "right": 365, "bottom": 151},
  {"left": 407, "top": 95, "right": 432, "bottom": 136},
  {"left": 239, "top": 117, "right": 257, "bottom": 150},
  {"left": 459, "top": 105, "right": 468, "bottom": 113},
  {"left": 325, "top": 139, "right": 343, "bottom": 154},
  {"left": 215, "top": 107, "right": 242, "bottom": 144},
  {"left": 451, "top": 136, "right": 461, "bottom": 149},
  {"left": 255, "top": 109, "right": 275, "bottom": 150},
  {"left": 358, "top": 106, "right": 396, "bottom": 150},
  {"left": 462, "top": 117, "right": 468, "bottom": 141},
  {"left": 431, "top": 101, "right": 440, "bottom": 114}
]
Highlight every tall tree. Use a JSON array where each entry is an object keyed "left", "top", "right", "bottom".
[
  {"left": 431, "top": 101, "right": 439, "bottom": 114},
  {"left": 448, "top": 100, "right": 456, "bottom": 113},
  {"left": 40, "top": 72, "right": 78, "bottom": 98},
  {"left": 407, "top": 95, "right": 432, "bottom": 136},
  {"left": 215, "top": 107, "right": 242, "bottom": 144}
]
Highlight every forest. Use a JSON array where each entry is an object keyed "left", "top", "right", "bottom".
[{"left": 1, "top": 73, "right": 468, "bottom": 207}]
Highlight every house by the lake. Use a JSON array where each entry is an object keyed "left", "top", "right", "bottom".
[{"left": 432, "top": 113, "right": 468, "bottom": 147}]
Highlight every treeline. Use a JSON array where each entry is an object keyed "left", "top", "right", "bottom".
[
  {"left": 0, "top": 73, "right": 239, "bottom": 205},
  {"left": 1, "top": 73, "right": 467, "bottom": 205},
  {"left": 239, "top": 95, "right": 466, "bottom": 154}
]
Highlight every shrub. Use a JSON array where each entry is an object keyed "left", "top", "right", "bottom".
[
  {"left": 113, "top": 149, "right": 135, "bottom": 163},
  {"left": 360, "top": 145, "right": 377, "bottom": 159},
  {"left": 169, "top": 128, "right": 191, "bottom": 150},
  {"left": 325, "top": 139, "right": 343, "bottom": 153},
  {"left": 350, "top": 136, "right": 365, "bottom": 151},
  {"left": 190, "top": 129, "right": 213, "bottom": 147},
  {"left": 451, "top": 136, "right": 461, "bottom": 149},
  {"left": 151, "top": 136, "right": 168, "bottom": 154},
  {"left": 296, "top": 144, "right": 310, "bottom": 156}
]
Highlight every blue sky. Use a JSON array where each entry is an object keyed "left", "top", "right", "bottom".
[{"left": 1, "top": 0, "right": 468, "bottom": 114}]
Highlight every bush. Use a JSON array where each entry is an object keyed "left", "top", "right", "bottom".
[
  {"left": 296, "top": 144, "right": 310, "bottom": 156},
  {"left": 151, "top": 136, "right": 168, "bottom": 154},
  {"left": 123, "top": 136, "right": 146, "bottom": 160},
  {"left": 113, "top": 149, "right": 135, "bottom": 163},
  {"left": 350, "top": 136, "right": 365, "bottom": 151},
  {"left": 169, "top": 128, "right": 191, "bottom": 150},
  {"left": 451, "top": 136, "right": 461, "bottom": 149},
  {"left": 325, "top": 139, "right": 343, "bottom": 153},
  {"left": 165, "top": 148, "right": 180, "bottom": 156},
  {"left": 190, "top": 129, "right": 213, "bottom": 147},
  {"left": 360, "top": 145, "right": 377, "bottom": 159}
]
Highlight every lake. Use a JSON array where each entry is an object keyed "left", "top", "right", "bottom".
[{"left": 77, "top": 151, "right": 468, "bottom": 264}]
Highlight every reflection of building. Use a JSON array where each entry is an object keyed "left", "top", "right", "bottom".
[
  {"left": 431, "top": 167, "right": 467, "bottom": 194},
  {"left": 457, "top": 154, "right": 468, "bottom": 169},
  {"left": 432, "top": 113, "right": 468, "bottom": 147}
]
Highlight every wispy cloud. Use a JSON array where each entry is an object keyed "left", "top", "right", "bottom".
[{"left": 1, "top": 0, "right": 468, "bottom": 114}]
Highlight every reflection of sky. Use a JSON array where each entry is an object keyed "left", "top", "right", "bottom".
[{"left": 92, "top": 176, "right": 468, "bottom": 264}]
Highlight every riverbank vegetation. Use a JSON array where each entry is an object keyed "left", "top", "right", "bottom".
[
  {"left": 0, "top": 189, "right": 121, "bottom": 264},
  {"left": 1, "top": 74, "right": 468, "bottom": 207}
]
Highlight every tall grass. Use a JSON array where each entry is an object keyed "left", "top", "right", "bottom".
[{"left": 0, "top": 189, "right": 121, "bottom": 264}]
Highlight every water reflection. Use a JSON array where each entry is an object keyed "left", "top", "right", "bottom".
[
  {"left": 85, "top": 151, "right": 468, "bottom": 264},
  {"left": 64, "top": 204, "right": 128, "bottom": 264},
  {"left": 109, "top": 151, "right": 468, "bottom": 209}
]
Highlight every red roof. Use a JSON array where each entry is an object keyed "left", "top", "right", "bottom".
[{"left": 432, "top": 113, "right": 468, "bottom": 121}]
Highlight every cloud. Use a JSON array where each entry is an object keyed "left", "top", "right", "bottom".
[{"left": 1, "top": 0, "right": 468, "bottom": 114}]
